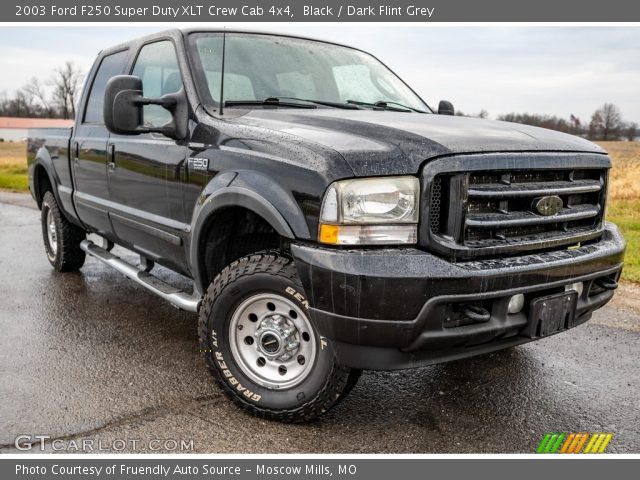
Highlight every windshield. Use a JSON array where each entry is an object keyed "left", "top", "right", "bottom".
[{"left": 188, "top": 32, "right": 429, "bottom": 112}]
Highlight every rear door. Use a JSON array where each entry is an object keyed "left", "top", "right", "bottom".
[
  {"left": 72, "top": 49, "right": 129, "bottom": 236},
  {"left": 107, "top": 40, "right": 189, "bottom": 271}
]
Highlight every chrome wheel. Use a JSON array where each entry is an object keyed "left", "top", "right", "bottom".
[
  {"left": 229, "top": 293, "right": 317, "bottom": 390},
  {"left": 46, "top": 208, "right": 58, "bottom": 256}
]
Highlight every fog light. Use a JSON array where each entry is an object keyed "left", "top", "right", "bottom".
[
  {"left": 565, "top": 282, "right": 584, "bottom": 297},
  {"left": 507, "top": 294, "right": 525, "bottom": 314}
]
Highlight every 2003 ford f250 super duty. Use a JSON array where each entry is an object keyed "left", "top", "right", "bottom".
[{"left": 28, "top": 29, "right": 625, "bottom": 422}]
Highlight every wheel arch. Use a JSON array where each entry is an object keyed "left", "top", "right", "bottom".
[
  {"left": 190, "top": 171, "right": 311, "bottom": 294},
  {"left": 31, "top": 160, "right": 56, "bottom": 209}
]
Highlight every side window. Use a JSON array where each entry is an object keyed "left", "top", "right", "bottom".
[
  {"left": 132, "top": 41, "right": 183, "bottom": 128},
  {"left": 83, "top": 50, "right": 128, "bottom": 124}
]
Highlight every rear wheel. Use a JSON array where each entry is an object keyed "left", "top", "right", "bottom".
[
  {"left": 198, "top": 251, "right": 359, "bottom": 422},
  {"left": 41, "top": 191, "right": 86, "bottom": 272}
]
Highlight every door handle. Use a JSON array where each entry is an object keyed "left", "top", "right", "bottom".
[
  {"left": 107, "top": 144, "right": 116, "bottom": 172},
  {"left": 73, "top": 142, "right": 79, "bottom": 166}
]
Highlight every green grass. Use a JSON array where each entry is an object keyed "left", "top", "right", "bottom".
[
  {"left": 0, "top": 164, "right": 28, "bottom": 191},
  {"left": 607, "top": 199, "right": 640, "bottom": 283}
]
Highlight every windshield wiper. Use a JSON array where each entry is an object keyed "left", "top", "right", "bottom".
[
  {"left": 224, "top": 97, "right": 317, "bottom": 109},
  {"left": 275, "top": 97, "right": 361, "bottom": 110},
  {"left": 346, "top": 99, "right": 427, "bottom": 113},
  {"left": 225, "top": 97, "right": 361, "bottom": 110}
]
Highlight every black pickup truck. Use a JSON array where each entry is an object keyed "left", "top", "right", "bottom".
[{"left": 28, "top": 29, "right": 624, "bottom": 422}]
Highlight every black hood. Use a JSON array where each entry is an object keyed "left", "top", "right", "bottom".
[{"left": 235, "top": 109, "right": 605, "bottom": 176}]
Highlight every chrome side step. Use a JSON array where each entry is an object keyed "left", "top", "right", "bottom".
[{"left": 80, "top": 239, "right": 201, "bottom": 312}]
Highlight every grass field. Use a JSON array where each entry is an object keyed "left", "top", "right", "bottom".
[
  {"left": 599, "top": 141, "right": 640, "bottom": 282},
  {"left": 1, "top": 140, "right": 639, "bottom": 281},
  {"left": 0, "top": 142, "right": 28, "bottom": 191}
]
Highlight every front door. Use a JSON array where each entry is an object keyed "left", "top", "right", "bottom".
[{"left": 107, "top": 40, "right": 189, "bottom": 271}]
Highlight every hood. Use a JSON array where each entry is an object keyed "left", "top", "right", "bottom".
[{"left": 234, "top": 109, "right": 605, "bottom": 176}]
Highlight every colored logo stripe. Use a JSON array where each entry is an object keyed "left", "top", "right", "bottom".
[
  {"left": 562, "top": 432, "right": 589, "bottom": 453},
  {"left": 584, "top": 433, "right": 613, "bottom": 453},
  {"left": 537, "top": 432, "right": 612, "bottom": 453},
  {"left": 537, "top": 433, "right": 565, "bottom": 453}
]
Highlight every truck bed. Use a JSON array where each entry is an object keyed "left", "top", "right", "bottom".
[{"left": 27, "top": 127, "right": 73, "bottom": 209}]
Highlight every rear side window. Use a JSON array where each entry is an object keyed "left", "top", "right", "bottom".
[
  {"left": 83, "top": 50, "right": 129, "bottom": 124},
  {"left": 132, "top": 41, "right": 183, "bottom": 128}
]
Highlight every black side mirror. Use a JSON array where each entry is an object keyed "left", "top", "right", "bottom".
[
  {"left": 438, "top": 100, "right": 455, "bottom": 116},
  {"left": 104, "top": 75, "right": 188, "bottom": 140}
]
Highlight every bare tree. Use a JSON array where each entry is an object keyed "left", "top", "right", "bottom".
[
  {"left": 456, "top": 109, "right": 489, "bottom": 119},
  {"left": 24, "top": 77, "right": 52, "bottom": 116},
  {"left": 588, "top": 111, "right": 604, "bottom": 140},
  {"left": 498, "top": 113, "right": 572, "bottom": 133},
  {"left": 594, "top": 103, "right": 622, "bottom": 140},
  {"left": 625, "top": 122, "right": 638, "bottom": 142},
  {"left": 0, "top": 62, "right": 84, "bottom": 118},
  {"left": 569, "top": 114, "right": 582, "bottom": 135},
  {"left": 0, "top": 86, "right": 41, "bottom": 117},
  {"left": 49, "top": 61, "right": 83, "bottom": 119}
]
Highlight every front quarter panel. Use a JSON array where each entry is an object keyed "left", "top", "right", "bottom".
[{"left": 187, "top": 114, "right": 354, "bottom": 291}]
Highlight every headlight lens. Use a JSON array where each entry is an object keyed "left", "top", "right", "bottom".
[{"left": 319, "top": 176, "right": 420, "bottom": 245}]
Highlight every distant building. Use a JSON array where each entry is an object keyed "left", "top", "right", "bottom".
[{"left": 0, "top": 117, "right": 73, "bottom": 142}]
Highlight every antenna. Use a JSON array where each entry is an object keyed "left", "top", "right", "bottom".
[{"left": 219, "top": 31, "right": 226, "bottom": 116}]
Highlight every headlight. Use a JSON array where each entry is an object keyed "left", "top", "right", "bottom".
[{"left": 318, "top": 176, "right": 420, "bottom": 245}]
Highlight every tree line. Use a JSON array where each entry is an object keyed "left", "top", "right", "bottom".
[
  {"left": 0, "top": 62, "right": 83, "bottom": 120},
  {"left": 459, "top": 103, "right": 638, "bottom": 141}
]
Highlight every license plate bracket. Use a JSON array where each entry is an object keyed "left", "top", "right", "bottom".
[{"left": 525, "top": 291, "right": 578, "bottom": 338}]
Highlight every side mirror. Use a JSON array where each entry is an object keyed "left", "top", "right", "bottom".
[
  {"left": 438, "top": 100, "right": 455, "bottom": 116},
  {"left": 103, "top": 75, "right": 188, "bottom": 140}
]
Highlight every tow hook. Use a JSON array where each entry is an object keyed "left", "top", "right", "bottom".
[
  {"left": 460, "top": 304, "right": 491, "bottom": 322},
  {"left": 595, "top": 277, "right": 619, "bottom": 291}
]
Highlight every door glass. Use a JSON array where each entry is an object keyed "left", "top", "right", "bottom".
[
  {"left": 132, "top": 41, "right": 183, "bottom": 128},
  {"left": 83, "top": 50, "right": 128, "bottom": 124}
]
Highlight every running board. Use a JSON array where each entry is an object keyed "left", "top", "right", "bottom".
[{"left": 80, "top": 239, "right": 201, "bottom": 312}]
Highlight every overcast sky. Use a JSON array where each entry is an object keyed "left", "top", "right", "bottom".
[{"left": 0, "top": 25, "right": 638, "bottom": 123}]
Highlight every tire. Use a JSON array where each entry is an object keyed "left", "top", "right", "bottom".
[
  {"left": 41, "top": 191, "right": 86, "bottom": 272},
  {"left": 198, "top": 251, "right": 359, "bottom": 423}
]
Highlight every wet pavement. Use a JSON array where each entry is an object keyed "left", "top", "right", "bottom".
[{"left": 0, "top": 192, "right": 639, "bottom": 453}]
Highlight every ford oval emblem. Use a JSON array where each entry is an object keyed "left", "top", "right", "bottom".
[{"left": 534, "top": 195, "right": 563, "bottom": 216}]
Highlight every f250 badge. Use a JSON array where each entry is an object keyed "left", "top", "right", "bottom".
[{"left": 187, "top": 157, "right": 209, "bottom": 171}]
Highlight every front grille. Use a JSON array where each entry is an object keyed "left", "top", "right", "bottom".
[{"left": 424, "top": 156, "right": 609, "bottom": 259}]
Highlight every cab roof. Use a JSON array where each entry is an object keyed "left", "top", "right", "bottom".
[{"left": 99, "top": 28, "right": 359, "bottom": 57}]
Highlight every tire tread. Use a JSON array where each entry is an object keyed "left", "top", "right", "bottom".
[
  {"left": 198, "top": 251, "right": 356, "bottom": 423},
  {"left": 41, "top": 191, "right": 85, "bottom": 272}
]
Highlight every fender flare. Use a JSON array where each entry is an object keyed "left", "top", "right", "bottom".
[
  {"left": 31, "top": 150, "right": 84, "bottom": 228},
  {"left": 189, "top": 170, "right": 311, "bottom": 293},
  {"left": 31, "top": 153, "right": 60, "bottom": 208}
]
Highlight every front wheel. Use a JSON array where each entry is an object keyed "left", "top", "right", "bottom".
[{"left": 198, "top": 251, "right": 359, "bottom": 423}]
